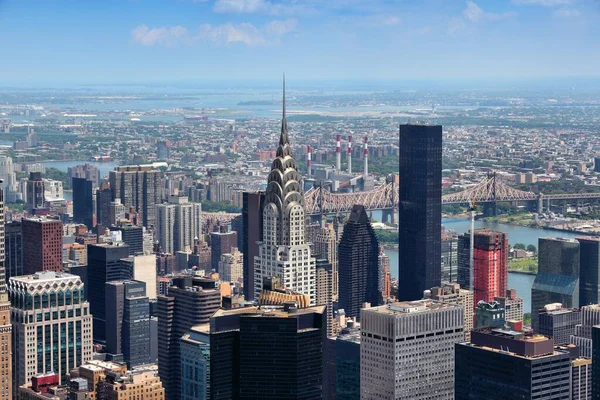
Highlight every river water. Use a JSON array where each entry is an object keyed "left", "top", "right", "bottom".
[{"left": 384, "top": 218, "right": 592, "bottom": 313}]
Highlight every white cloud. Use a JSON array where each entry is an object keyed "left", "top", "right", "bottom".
[
  {"left": 512, "top": 0, "right": 576, "bottom": 6},
  {"left": 553, "top": 7, "right": 581, "bottom": 17},
  {"left": 448, "top": 17, "right": 467, "bottom": 34},
  {"left": 264, "top": 18, "right": 298, "bottom": 36},
  {"left": 213, "top": 0, "right": 312, "bottom": 15},
  {"left": 131, "top": 19, "right": 297, "bottom": 47},
  {"left": 200, "top": 22, "right": 267, "bottom": 45},
  {"left": 131, "top": 25, "right": 189, "bottom": 46},
  {"left": 382, "top": 16, "right": 401, "bottom": 26},
  {"left": 464, "top": 1, "right": 517, "bottom": 22}
]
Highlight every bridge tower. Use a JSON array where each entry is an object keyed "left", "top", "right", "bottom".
[{"left": 482, "top": 172, "right": 498, "bottom": 217}]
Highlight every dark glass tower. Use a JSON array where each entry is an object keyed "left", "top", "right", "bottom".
[
  {"left": 531, "top": 237, "right": 580, "bottom": 332},
  {"left": 577, "top": 236, "right": 600, "bottom": 306},
  {"left": 210, "top": 305, "right": 325, "bottom": 400},
  {"left": 157, "top": 276, "right": 221, "bottom": 400},
  {"left": 592, "top": 326, "right": 600, "bottom": 399},
  {"left": 4, "top": 221, "right": 22, "bottom": 284},
  {"left": 96, "top": 182, "right": 112, "bottom": 230},
  {"left": 338, "top": 204, "right": 380, "bottom": 318},
  {"left": 398, "top": 124, "right": 442, "bottom": 300},
  {"left": 72, "top": 177, "right": 94, "bottom": 229},
  {"left": 110, "top": 224, "right": 144, "bottom": 255},
  {"left": 87, "top": 243, "right": 132, "bottom": 341},
  {"left": 105, "top": 280, "right": 150, "bottom": 368},
  {"left": 241, "top": 191, "right": 265, "bottom": 301}
]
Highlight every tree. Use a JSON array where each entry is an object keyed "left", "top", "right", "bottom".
[
  {"left": 527, "top": 244, "right": 537, "bottom": 253},
  {"left": 513, "top": 243, "right": 526, "bottom": 250}
]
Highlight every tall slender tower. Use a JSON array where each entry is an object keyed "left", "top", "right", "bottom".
[
  {"left": 398, "top": 124, "right": 442, "bottom": 301},
  {"left": 254, "top": 76, "right": 316, "bottom": 305},
  {"left": 0, "top": 186, "right": 12, "bottom": 399}
]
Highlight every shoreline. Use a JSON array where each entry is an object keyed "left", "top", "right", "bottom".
[{"left": 508, "top": 270, "right": 536, "bottom": 276}]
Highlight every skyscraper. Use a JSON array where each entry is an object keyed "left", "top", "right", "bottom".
[
  {"left": 72, "top": 177, "right": 94, "bottom": 229},
  {"left": 87, "top": 243, "right": 132, "bottom": 341},
  {"left": 68, "top": 163, "right": 100, "bottom": 188},
  {"left": 26, "top": 172, "right": 44, "bottom": 213},
  {"left": 398, "top": 124, "right": 442, "bottom": 301},
  {"left": 338, "top": 204, "right": 380, "bottom": 318},
  {"left": 209, "top": 304, "right": 325, "bottom": 400},
  {"left": 253, "top": 80, "right": 316, "bottom": 304},
  {"left": 570, "top": 304, "right": 600, "bottom": 358},
  {"left": 532, "top": 237, "right": 580, "bottom": 332},
  {"left": 0, "top": 293, "right": 11, "bottom": 400},
  {"left": 5, "top": 221, "right": 23, "bottom": 283},
  {"left": 475, "top": 300, "right": 505, "bottom": 328},
  {"left": 109, "top": 164, "right": 162, "bottom": 228},
  {"left": 592, "top": 326, "right": 600, "bottom": 399},
  {"left": 156, "top": 196, "right": 202, "bottom": 254},
  {"left": 378, "top": 246, "right": 391, "bottom": 302},
  {"left": 22, "top": 217, "right": 63, "bottom": 275},
  {"left": 105, "top": 280, "right": 150, "bottom": 368},
  {"left": 538, "top": 303, "right": 581, "bottom": 345},
  {"left": 316, "top": 258, "right": 336, "bottom": 337},
  {"left": 427, "top": 282, "right": 474, "bottom": 341},
  {"left": 96, "top": 182, "right": 112, "bottom": 229},
  {"left": 112, "top": 224, "right": 144, "bottom": 255},
  {"left": 312, "top": 223, "right": 339, "bottom": 300},
  {"left": 210, "top": 231, "right": 238, "bottom": 273},
  {"left": 157, "top": 275, "right": 221, "bottom": 400},
  {"left": 241, "top": 191, "right": 265, "bottom": 301},
  {"left": 441, "top": 232, "right": 458, "bottom": 283},
  {"left": 495, "top": 288, "right": 524, "bottom": 323},
  {"left": 218, "top": 247, "right": 243, "bottom": 284},
  {"left": 180, "top": 324, "right": 210, "bottom": 400},
  {"left": 577, "top": 236, "right": 600, "bottom": 306},
  {"left": 361, "top": 300, "right": 464, "bottom": 399},
  {"left": 455, "top": 327, "right": 572, "bottom": 400},
  {"left": 458, "top": 229, "right": 509, "bottom": 307},
  {"left": 9, "top": 272, "right": 93, "bottom": 389}
]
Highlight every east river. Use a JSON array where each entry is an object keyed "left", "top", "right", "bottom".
[{"left": 385, "top": 218, "right": 592, "bottom": 313}]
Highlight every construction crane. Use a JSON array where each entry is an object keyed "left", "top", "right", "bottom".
[{"left": 468, "top": 199, "right": 477, "bottom": 292}]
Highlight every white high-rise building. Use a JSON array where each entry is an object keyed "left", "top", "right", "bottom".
[
  {"left": 155, "top": 195, "right": 202, "bottom": 254},
  {"left": 9, "top": 271, "right": 93, "bottom": 388},
  {"left": 43, "top": 179, "right": 63, "bottom": 200},
  {"left": 361, "top": 300, "right": 464, "bottom": 400},
  {"left": 254, "top": 79, "right": 316, "bottom": 305}
]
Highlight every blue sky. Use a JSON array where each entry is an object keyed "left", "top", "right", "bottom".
[{"left": 1, "top": 0, "right": 599, "bottom": 84}]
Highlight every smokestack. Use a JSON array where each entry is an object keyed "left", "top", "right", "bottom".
[
  {"left": 336, "top": 134, "right": 341, "bottom": 172},
  {"left": 307, "top": 145, "right": 312, "bottom": 177},
  {"left": 364, "top": 136, "right": 368, "bottom": 178},
  {"left": 347, "top": 135, "right": 353, "bottom": 174}
]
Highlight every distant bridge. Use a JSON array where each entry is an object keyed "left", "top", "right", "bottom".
[
  {"left": 201, "top": 181, "right": 399, "bottom": 225},
  {"left": 442, "top": 173, "right": 600, "bottom": 215}
]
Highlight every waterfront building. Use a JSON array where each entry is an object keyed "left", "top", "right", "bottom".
[
  {"left": 361, "top": 300, "right": 463, "bottom": 399},
  {"left": 253, "top": 81, "right": 316, "bottom": 304},
  {"left": 458, "top": 229, "right": 508, "bottom": 307},
  {"left": 9, "top": 272, "right": 93, "bottom": 388},
  {"left": 455, "top": 327, "right": 572, "bottom": 400},
  {"left": 398, "top": 124, "right": 442, "bottom": 301},
  {"left": 532, "top": 237, "right": 580, "bottom": 332}
]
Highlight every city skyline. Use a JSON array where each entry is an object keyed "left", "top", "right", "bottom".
[{"left": 2, "top": 0, "right": 600, "bottom": 84}]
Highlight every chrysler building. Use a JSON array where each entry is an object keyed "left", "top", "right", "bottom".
[{"left": 254, "top": 77, "right": 316, "bottom": 305}]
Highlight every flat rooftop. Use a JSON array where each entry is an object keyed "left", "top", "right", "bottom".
[
  {"left": 10, "top": 271, "right": 79, "bottom": 283},
  {"left": 213, "top": 305, "right": 325, "bottom": 319},
  {"left": 367, "top": 300, "right": 461, "bottom": 315}
]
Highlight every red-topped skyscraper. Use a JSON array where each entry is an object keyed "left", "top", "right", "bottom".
[{"left": 458, "top": 229, "right": 509, "bottom": 307}]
